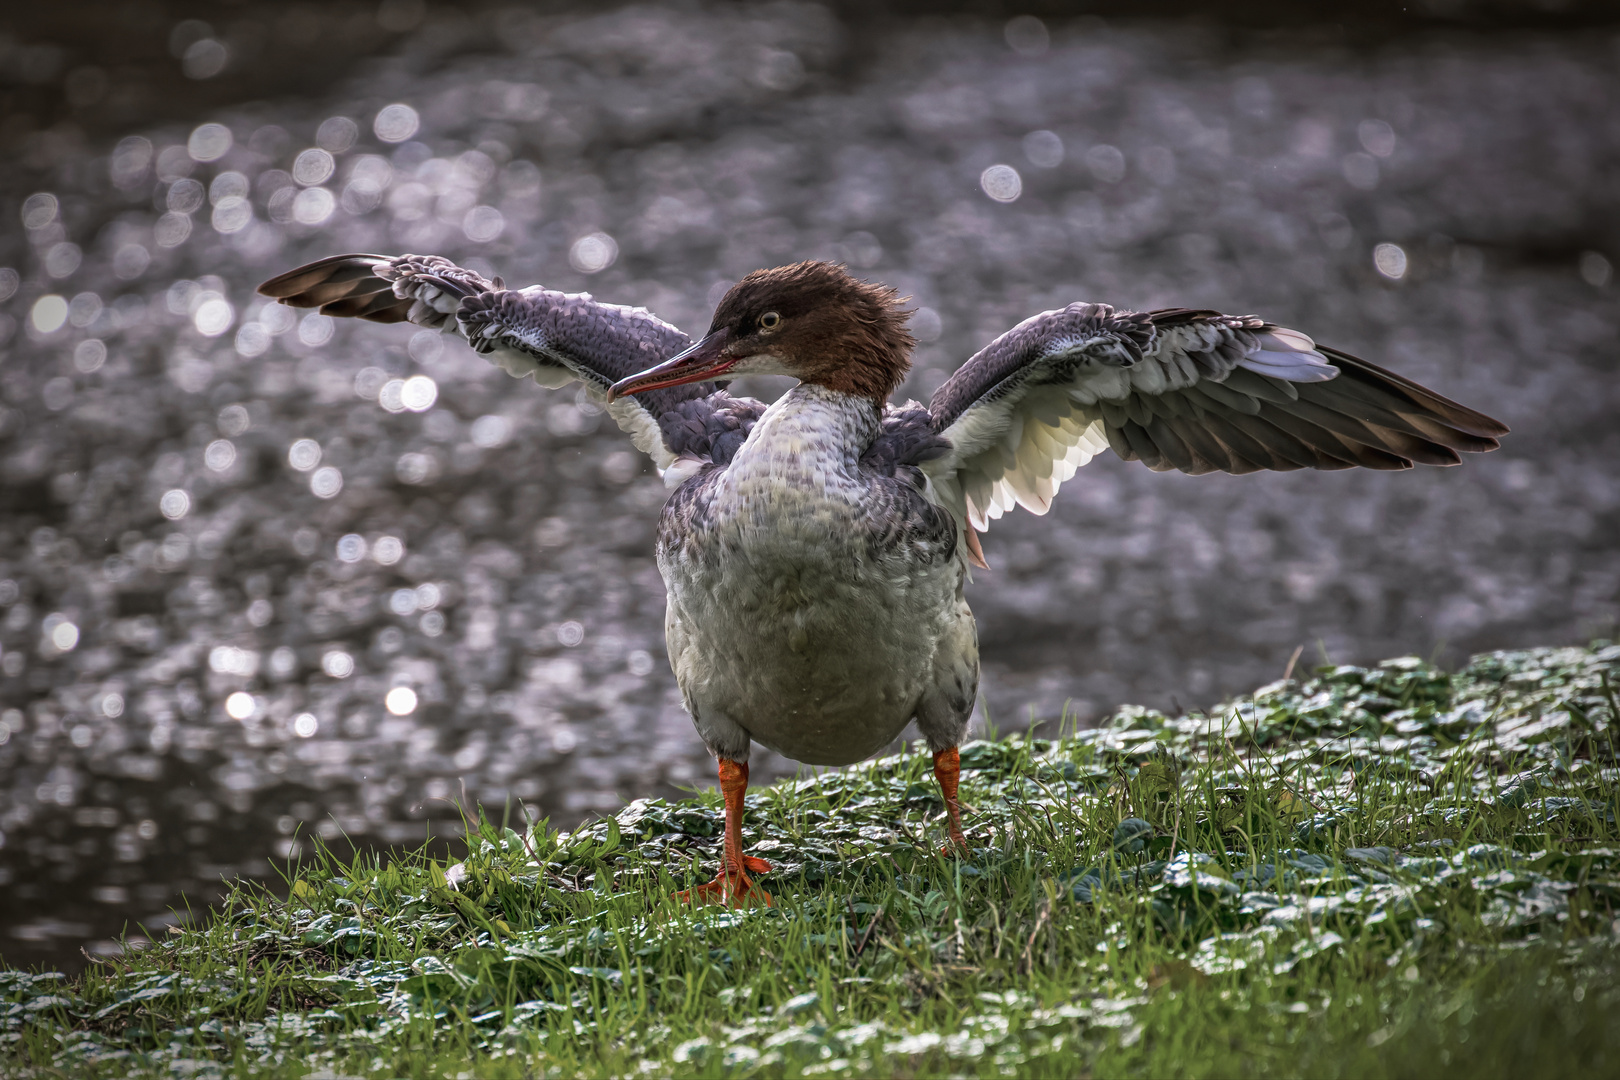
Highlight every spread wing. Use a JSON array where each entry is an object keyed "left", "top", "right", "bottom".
[
  {"left": 923, "top": 304, "right": 1508, "bottom": 533},
  {"left": 258, "top": 253, "right": 766, "bottom": 480}
]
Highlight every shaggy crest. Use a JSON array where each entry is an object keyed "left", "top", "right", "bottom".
[{"left": 712, "top": 260, "right": 916, "bottom": 402}]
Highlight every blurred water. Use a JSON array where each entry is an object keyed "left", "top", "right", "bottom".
[{"left": 0, "top": 5, "right": 1617, "bottom": 971}]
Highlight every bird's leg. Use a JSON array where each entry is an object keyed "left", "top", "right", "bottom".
[
  {"left": 932, "top": 746, "right": 971, "bottom": 855},
  {"left": 676, "top": 758, "right": 772, "bottom": 906}
]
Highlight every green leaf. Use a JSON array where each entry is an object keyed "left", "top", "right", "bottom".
[{"left": 1113, "top": 818, "right": 1154, "bottom": 853}]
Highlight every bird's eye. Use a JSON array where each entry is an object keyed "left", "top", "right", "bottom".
[{"left": 758, "top": 311, "right": 781, "bottom": 331}]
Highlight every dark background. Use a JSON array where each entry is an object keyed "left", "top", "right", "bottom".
[{"left": 1, "top": 0, "right": 1616, "bottom": 972}]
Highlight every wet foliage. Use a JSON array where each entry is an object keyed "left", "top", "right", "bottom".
[{"left": 3, "top": 643, "right": 1617, "bottom": 1077}]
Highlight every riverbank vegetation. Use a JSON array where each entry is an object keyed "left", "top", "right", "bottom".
[{"left": 5, "top": 644, "right": 1618, "bottom": 1078}]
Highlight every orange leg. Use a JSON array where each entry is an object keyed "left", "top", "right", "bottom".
[
  {"left": 676, "top": 758, "right": 772, "bottom": 907},
  {"left": 933, "top": 747, "right": 970, "bottom": 854}
]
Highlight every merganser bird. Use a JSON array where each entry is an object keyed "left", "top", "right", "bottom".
[{"left": 259, "top": 254, "right": 1507, "bottom": 904}]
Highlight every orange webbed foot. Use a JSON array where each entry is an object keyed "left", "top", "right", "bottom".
[
  {"left": 675, "top": 757, "right": 774, "bottom": 907},
  {"left": 937, "top": 821, "right": 972, "bottom": 858},
  {"left": 675, "top": 868, "right": 773, "bottom": 908}
]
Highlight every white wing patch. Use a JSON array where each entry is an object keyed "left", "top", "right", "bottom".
[
  {"left": 606, "top": 396, "right": 678, "bottom": 473},
  {"left": 484, "top": 344, "right": 577, "bottom": 388},
  {"left": 925, "top": 385, "right": 1111, "bottom": 532},
  {"left": 926, "top": 316, "right": 1340, "bottom": 535}
]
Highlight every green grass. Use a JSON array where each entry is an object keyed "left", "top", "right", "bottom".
[{"left": 5, "top": 643, "right": 1620, "bottom": 1078}]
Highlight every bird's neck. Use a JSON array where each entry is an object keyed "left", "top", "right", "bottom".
[
  {"left": 723, "top": 384, "right": 880, "bottom": 490},
  {"left": 798, "top": 343, "right": 909, "bottom": 404}
]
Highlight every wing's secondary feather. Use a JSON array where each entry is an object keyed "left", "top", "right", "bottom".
[{"left": 924, "top": 303, "right": 1506, "bottom": 533}]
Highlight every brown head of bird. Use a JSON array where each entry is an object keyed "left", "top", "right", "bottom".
[{"left": 607, "top": 261, "right": 916, "bottom": 405}]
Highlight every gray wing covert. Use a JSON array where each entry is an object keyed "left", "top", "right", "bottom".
[
  {"left": 860, "top": 403, "right": 959, "bottom": 565},
  {"left": 259, "top": 253, "right": 768, "bottom": 477},
  {"left": 924, "top": 303, "right": 1507, "bottom": 532},
  {"left": 654, "top": 392, "right": 769, "bottom": 466}
]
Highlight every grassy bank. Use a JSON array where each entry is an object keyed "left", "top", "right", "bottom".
[{"left": 5, "top": 644, "right": 1619, "bottom": 1078}]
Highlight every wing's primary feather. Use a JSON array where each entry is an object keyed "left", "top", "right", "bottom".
[
  {"left": 258, "top": 254, "right": 768, "bottom": 479},
  {"left": 924, "top": 303, "right": 1506, "bottom": 533}
]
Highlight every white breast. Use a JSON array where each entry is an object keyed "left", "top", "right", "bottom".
[{"left": 659, "top": 385, "right": 966, "bottom": 765}]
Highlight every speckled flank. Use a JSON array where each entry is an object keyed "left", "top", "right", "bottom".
[{"left": 658, "top": 385, "right": 970, "bottom": 765}]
